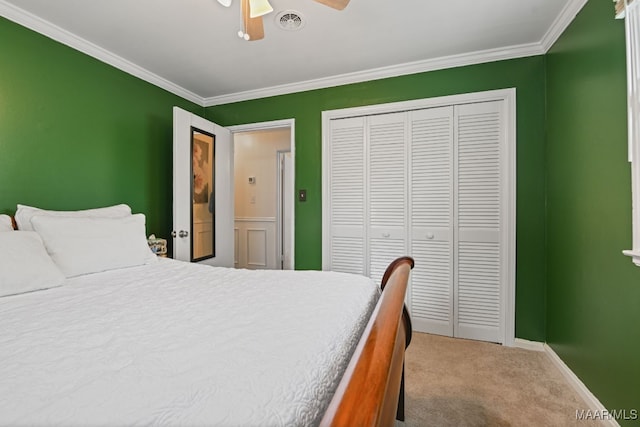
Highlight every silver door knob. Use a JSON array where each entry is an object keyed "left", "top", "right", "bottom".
[
  {"left": 171, "top": 230, "right": 177, "bottom": 238},
  {"left": 382, "top": 232, "right": 391, "bottom": 238},
  {"left": 178, "top": 230, "right": 189, "bottom": 238},
  {"left": 426, "top": 233, "right": 435, "bottom": 239}
]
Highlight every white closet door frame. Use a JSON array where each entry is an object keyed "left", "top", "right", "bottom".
[{"left": 321, "top": 88, "right": 516, "bottom": 346}]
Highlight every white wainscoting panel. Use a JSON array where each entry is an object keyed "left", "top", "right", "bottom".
[
  {"left": 193, "top": 220, "right": 213, "bottom": 260},
  {"left": 234, "top": 217, "right": 277, "bottom": 269},
  {"left": 247, "top": 228, "right": 267, "bottom": 267},
  {"left": 234, "top": 228, "right": 240, "bottom": 266}
]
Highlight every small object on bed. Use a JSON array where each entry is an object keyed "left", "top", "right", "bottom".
[{"left": 147, "top": 234, "right": 167, "bottom": 257}]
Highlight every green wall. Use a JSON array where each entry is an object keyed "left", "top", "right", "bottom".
[
  {"left": 546, "top": 0, "right": 640, "bottom": 421},
  {"left": 207, "top": 57, "right": 548, "bottom": 341},
  {"left": 0, "top": 17, "right": 202, "bottom": 240}
]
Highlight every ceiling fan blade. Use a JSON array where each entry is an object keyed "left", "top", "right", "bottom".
[
  {"left": 313, "top": 0, "right": 350, "bottom": 10},
  {"left": 242, "top": 0, "right": 264, "bottom": 41}
]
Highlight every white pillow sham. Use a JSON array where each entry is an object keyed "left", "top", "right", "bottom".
[
  {"left": 0, "top": 215, "right": 12, "bottom": 232},
  {"left": 31, "top": 213, "right": 157, "bottom": 278},
  {"left": 15, "top": 204, "right": 132, "bottom": 231},
  {"left": 0, "top": 231, "right": 65, "bottom": 297}
]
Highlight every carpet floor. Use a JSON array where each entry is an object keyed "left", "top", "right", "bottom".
[{"left": 403, "top": 333, "right": 601, "bottom": 427}]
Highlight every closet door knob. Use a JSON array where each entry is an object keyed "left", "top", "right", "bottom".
[
  {"left": 426, "top": 233, "right": 435, "bottom": 240},
  {"left": 171, "top": 230, "right": 177, "bottom": 238},
  {"left": 178, "top": 230, "right": 189, "bottom": 238},
  {"left": 382, "top": 232, "right": 391, "bottom": 238}
]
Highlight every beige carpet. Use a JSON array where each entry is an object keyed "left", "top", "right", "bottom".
[{"left": 403, "top": 333, "right": 601, "bottom": 427}]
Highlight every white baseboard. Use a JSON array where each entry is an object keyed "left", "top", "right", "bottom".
[
  {"left": 513, "top": 338, "right": 546, "bottom": 351},
  {"left": 544, "top": 344, "right": 620, "bottom": 427},
  {"left": 512, "top": 338, "right": 620, "bottom": 426}
]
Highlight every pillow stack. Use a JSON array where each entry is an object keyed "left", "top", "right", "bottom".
[
  {"left": 0, "top": 214, "right": 12, "bottom": 232},
  {"left": 14, "top": 203, "right": 133, "bottom": 231},
  {"left": 0, "top": 231, "right": 66, "bottom": 296},
  {"left": 0, "top": 204, "right": 157, "bottom": 297}
]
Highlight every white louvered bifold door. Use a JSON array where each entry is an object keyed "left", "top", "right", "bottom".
[
  {"left": 327, "top": 117, "right": 366, "bottom": 275},
  {"left": 368, "top": 112, "right": 407, "bottom": 285},
  {"left": 408, "top": 106, "right": 455, "bottom": 336},
  {"left": 454, "top": 101, "right": 505, "bottom": 343}
]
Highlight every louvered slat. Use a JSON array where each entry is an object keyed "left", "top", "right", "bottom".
[
  {"left": 411, "top": 108, "right": 454, "bottom": 229},
  {"left": 369, "top": 113, "right": 405, "bottom": 228},
  {"left": 328, "top": 117, "right": 365, "bottom": 274},
  {"left": 331, "top": 237, "right": 365, "bottom": 275},
  {"left": 410, "top": 240, "right": 452, "bottom": 332},
  {"left": 457, "top": 108, "right": 501, "bottom": 229},
  {"left": 331, "top": 122, "right": 365, "bottom": 227},
  {"left": 369, "top": 238, "right": 406, "bottom": 285},
  {"left": 457, "top": 241, "right": 500, "bottom": 328}
]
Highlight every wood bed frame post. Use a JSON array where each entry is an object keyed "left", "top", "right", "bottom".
[{"left": 320, "top": 257, "right": 414, "bottom": 427}]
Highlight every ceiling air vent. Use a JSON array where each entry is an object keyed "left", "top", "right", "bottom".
[{"left": 276, "top": 10, "right": 305, "bottom": 31}]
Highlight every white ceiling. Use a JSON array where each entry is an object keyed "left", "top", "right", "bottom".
[{"left": 0, "top": 0, "right": 586, "bottom": 105}]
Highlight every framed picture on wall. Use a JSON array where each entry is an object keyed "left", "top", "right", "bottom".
[{"left": 192, "top": 133, "right": 213, "bottom": 205}]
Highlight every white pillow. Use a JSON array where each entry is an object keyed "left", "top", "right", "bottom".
[
  {"left": 0, "top": 215, "right": 12, "bottom": 232},
  {"left": 15, "top": 204, "right": 132, "bottom": 231},
  {"left": 31, "top": 214, "right": 157, "bottom": 278},
  {"left": 0, "top": 231, "right": 65, "bottom": 297}
]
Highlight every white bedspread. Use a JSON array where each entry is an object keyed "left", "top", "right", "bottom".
[{"left": 0, "top": 259, "right": 379, "bottom": 426}]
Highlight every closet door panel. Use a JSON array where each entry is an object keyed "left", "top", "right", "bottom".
[
  {"left": 408, "top": 106, "right": 454, "bottom": 336},
  {"left": 454, "top": 101, "right": 504, "bottom": 343},
  {"left": 410, "top": 240, "right": 453, "bottom": 335},
  {"left": 368, "top": 112, "right": 407, "bottom": 283},
  {"left": 370, "top": 236, "right": 407, "bottom": 286},
  {"left": 327, "top": 117, "right": 366, "bottom": 275}
]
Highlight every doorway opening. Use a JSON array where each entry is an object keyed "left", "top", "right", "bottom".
[{"left": 230, "top": 120, "right": 295, "bottom": 270}]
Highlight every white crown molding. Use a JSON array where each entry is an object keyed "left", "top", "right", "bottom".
[
  {"left": 1, "top": 0, "right": 587, "bottom": 108},
  {"left": 202, "top": 0, "right": 588, "bottom": 106},
  {"left": 544, "top": 344, "right": 621, "bottom": 427},
  {"left": 203, "top": 42, "right": 545, "bottom": 106},
  {"left": 0, "top": 0, "right": 205, "bottom": 106},
  {"left": 540, "top": 0, "right": 589, "bottom": 52}
]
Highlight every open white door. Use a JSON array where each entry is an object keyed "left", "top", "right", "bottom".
[
  {"left": 283, "top": 152, "right": 294, "bottom": 269},
  {"left": 173, "top": 107, "right": 234, "bottom": 267},
  {"left": 276, "top": 150, "right": 295, "bottom": 270}
]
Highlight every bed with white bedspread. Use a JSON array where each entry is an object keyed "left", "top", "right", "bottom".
[
  {"left": 1, "top": 259, "right": 378, "bottom": 426},
  {"left": 0, "top": 205, "right": 413, "bottom": 427}
]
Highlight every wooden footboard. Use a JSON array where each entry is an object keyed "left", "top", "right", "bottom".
[{"left": 320, "top": 257, "right": 414, "bottom": 427}]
